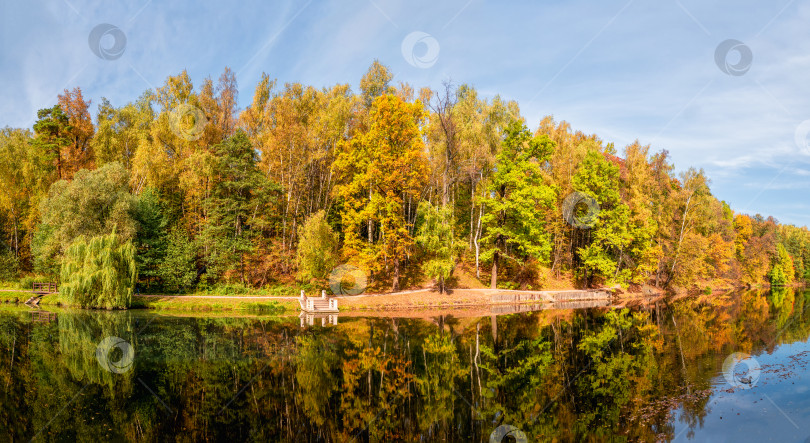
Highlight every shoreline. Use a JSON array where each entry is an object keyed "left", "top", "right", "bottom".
[
  {"left": 0, "top": 287, "right": 615, "bottom": 313},
  {"left": 2, "top": 283, "right": 804, "bottom": 314}
]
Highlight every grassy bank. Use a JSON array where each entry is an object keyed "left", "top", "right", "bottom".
[
  {"left": 0, "top": 291, "right": 34, "bottom": 303},
  {"left": 0, "top": 292, "right": 72, "bottom": 308},
  {"left": 130, "top": 296, "right": 294, "bottom": 313},
  {"left": 0, "top": 291, "right": 295, "bottom": 314}
]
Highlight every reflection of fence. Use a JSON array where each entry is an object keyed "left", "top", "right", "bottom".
[
  {"left": 492, "top": 292, "right": 553, "bottom": 303},
  {"left": 491, "top": 290, "right": 610, "bottom": 304},
  {"left": 299, "top": 290, "right": 339, "bottom": 313},
  {"left": 489, "top": 298, "right": 612, "bottom": 314},
  {"left": 490, "top": 303, "right": 547, "bottom": 314},
  {"left": 31, "top": 311, "right": 57, "bottom": 323},
  {"left": 547, "top": 299, "right": 611, "bottom": 310},
  {"left": 299, "top": 312, "right": 339, "bottom": 327}
]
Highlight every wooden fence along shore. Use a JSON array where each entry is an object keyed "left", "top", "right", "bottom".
[{"left": 25, "top": 282, "right": 58, "bottom": 306}]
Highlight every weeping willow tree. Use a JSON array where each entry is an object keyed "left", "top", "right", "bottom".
[{"left": 60, "top": 231, "right": 137, "bottom": 309}]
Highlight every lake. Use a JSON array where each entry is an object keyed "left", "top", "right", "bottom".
[{"left": 1, "top": 288, "right": 809, "bottom": 442}]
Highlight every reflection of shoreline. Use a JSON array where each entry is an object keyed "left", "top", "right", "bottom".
[{"left": 2, "top": 288, "right": 809, "bottom": 442}]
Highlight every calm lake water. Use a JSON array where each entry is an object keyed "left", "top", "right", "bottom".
[{"left": 1, "top": 288, "right": 809, "bottom": 442}]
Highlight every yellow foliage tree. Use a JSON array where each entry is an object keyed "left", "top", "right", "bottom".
[{"left": 333, "top": 94, "right": 428, "bottom": 291}]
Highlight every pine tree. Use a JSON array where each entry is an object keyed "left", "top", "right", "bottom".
[
  {"left": 133, "top": 188, "right": 168, "bottom": 288},
  {"left": 32, "top": 105, "right": 71, "bottom": 180},
  {"left": 201, "top": 131, "right": 275, "bottom": 284}
]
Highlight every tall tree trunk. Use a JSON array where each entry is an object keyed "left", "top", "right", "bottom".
[
  {"left": 474, "top": 237, "right": 481, "bottom": 278},
  {"left": 56, "top": 149, "right": 63, "bottom": 180},
  {"left": 368, "top": 187, "right": 373, "bottom": 243},
  {"left": 240, "top": 254, "right": 245, "bottom": 284},
  {"left": 490, "top": 251, "right": 498, "bottom": 289},
  {"left": 442, "top": 167, "right": 448, "bottom": 206},
  {"left": 474, "top": 187, "right": 484, "bottom": 278},
  {"left": 469, "top": 176, "right": 475, "bottom": 249},
  {"left": 12, "top": 212, "right": 18, "bottom": 258},
  {"left": 393, "top": 259, "right": 400, "bottom": 291},
  {"left": 670, "top": 193, "right": 693, "bottom": 278}
]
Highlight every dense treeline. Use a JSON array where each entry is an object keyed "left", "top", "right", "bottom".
[{"left": 0, "top": 61, "right": 808, "bottom": 294}]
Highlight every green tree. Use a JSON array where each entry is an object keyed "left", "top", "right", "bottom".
[
  {"left": 92, "top": 93, "right": 155, "bottom": 169},
  {"left": 159, "top": 226, "right": 197, "bottom": 291},
  {"left": 769, "top": 243, "right": 795, "bottom": 287},
  {"left": 33, "top": 162, "right": 136, "bottom": 275},
  {"left": 296, "top": 210, "right": 339, "bottom": 286},
  {"left": 359, "top": 60, "right": 394, "bottom": 108},
  {"left": 132, "top": 188, "right": 168, "bottom": 288},
  {"left": 32, "top": 104, "right": 71, "bottom": 180},
  {"left": 453, "top": 86, "right": 517, "bottom": 276},
  {"left": 0, "top": 127, "right": 45, "bottom": 267},
  {"left": 0, "top": 251, "right": 19, "bottom": 281},
  {"left": 201, "top": 131, "right": 276, "bottom": 284},
  {"left": 59, "top": 231, "right": 137, "bottom": 309},
  {"left": 481, "top": 121, "right": 556, "bottom": 289},
  {"left": 572, "top": 150, "right": 633, "bottom": 286},
  {"left": 415, "top": 201, "right": 459, "bottom": 293}
]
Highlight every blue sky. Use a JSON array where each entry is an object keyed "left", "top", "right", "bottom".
[{"left": 1, "top": 0, "right": 809, "bottom": 227}]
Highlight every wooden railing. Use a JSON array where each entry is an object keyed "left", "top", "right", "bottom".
[{"left": 32, "top": 282, "right": 57, "bottom": 295}]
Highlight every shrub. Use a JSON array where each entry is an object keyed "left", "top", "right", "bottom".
[
  {"left": 18, "top": 276, "right": 36, "bottom": 290},
  {"left": 0, "top": 251, "right": 19, "bottom": 281}
]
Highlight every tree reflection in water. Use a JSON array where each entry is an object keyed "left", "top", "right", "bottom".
[{"left": 0, "top": 288, "right": 808, "bottom": 442}]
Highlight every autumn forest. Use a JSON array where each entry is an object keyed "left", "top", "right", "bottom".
[{"left": 0, "top": 61, "right": 808, "bottom": 305}]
